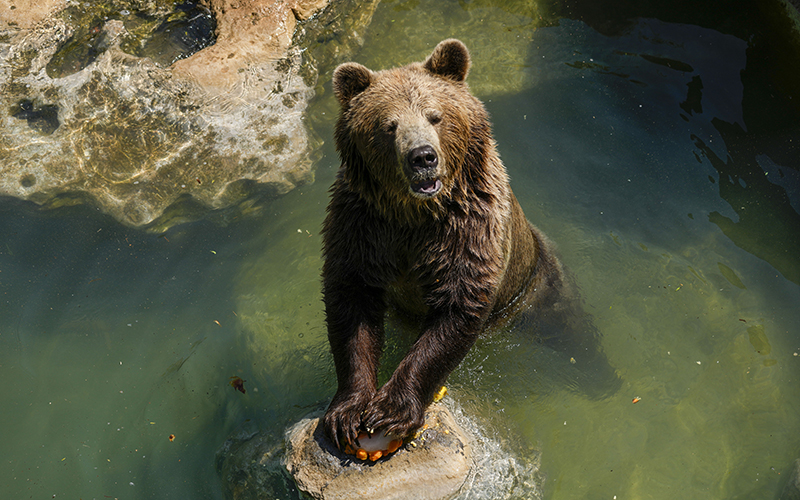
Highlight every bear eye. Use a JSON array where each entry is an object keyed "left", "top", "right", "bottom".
[
  {"left": 428, "top": 112, "right": 442, "bottom": 125},
  {"left": 383, "top": 120, "right": 398, "bottom": 134}
]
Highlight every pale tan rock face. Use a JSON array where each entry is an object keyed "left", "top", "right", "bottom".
[
  {"left": 0, "top": 0, "right": 63, "bottom": 29},
  {"left": 216, "top": 399, "right": 544, "bottom": 499},
  {"left": 285, "top": 403, "right": 472, "bottom": 500},
  {"left": 216, "top": 403, "right": 474, "bottom": 500},
  {"left": 172, "top": 0, "right": 328, "bottom": 93}
]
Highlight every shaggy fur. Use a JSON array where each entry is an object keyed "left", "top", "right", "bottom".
[{"left": 321, "top": 39, "right": 568, "bottom": 450}]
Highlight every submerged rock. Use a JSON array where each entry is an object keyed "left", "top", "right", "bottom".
[
  {"left": 11, "top": 99, "right": 60, "bottom": 135},
  {"left": 782, "top": 458, "right": 800, "bottom": 500},
  {"left": 0, "top": 0, "right": 378, "bottom": 228},
  {"left": 284, "top": 403, "right": 471, "bottom": 500}
]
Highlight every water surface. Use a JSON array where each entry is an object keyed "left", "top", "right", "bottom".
[{"left": 2, "top": 1, "right": 799, "bottom": 499}]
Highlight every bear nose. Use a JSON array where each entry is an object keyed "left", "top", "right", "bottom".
[{"left": 407, "top": 146, "right": 438, "bottom": 172}]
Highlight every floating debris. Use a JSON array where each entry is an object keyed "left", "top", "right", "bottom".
[{"left": 229, "top": 376, "right": 246, "bottom": 394}]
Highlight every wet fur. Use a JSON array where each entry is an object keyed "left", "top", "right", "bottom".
[{"left": 322, "top": 40, "right": 571, "bottom": 450}]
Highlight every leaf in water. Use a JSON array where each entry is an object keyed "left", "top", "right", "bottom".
[
  {"left": 229, "top": 376, "right": 246, "bottom": 394},
  {"left": 164, "top": 355, "right": 190, "bottom": 375},
  {"left": 717, "top": 262, "right": 746, "bottom": 289},
  {"left": 747, "top": 324, "right": 771, "bottom": 356},
  {"left": 162, "top": 337, "right": 205, "bottom": 375},
  {"left": 687, "top": 266, "right": 707, "bottom": 284}
]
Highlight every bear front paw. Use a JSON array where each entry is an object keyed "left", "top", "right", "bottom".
[
  {"left": 323, "top": 392, "right": 371, "bottom": 451},
  {"left": 361, "top": 391, "right": 425, "bottom": 439}
]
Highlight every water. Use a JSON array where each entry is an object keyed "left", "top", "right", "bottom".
[
  {"left": 46, "top": 0, "right": 216, "bottom": 78},
  {"left": 2, "top": 0, "right": 800, "bottom": 499}
]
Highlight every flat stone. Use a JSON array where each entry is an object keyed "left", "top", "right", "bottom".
[{"left": 284, "top": 403, "right": 472, "bottom": 500}]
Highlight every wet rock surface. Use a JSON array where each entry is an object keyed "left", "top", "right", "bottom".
[
  {"left": 217, "top": 400, "right": 543, "bottom": 500},
  {"left": 0, "top": 0, "right": 378, "bottom": 228},
  {"left": 782, "top": 458, "right": 800, "bottom": 500},
  {"left": 285, "top": 403, "right": 471, "bottom": 500}
]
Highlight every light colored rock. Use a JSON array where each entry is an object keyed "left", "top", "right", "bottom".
[
  {"left": 0, "top": 1, "right": 327, "bottom": 227},
  {"left": 0, "top": 0, "right": 63, "bottom": 29},
  {"left": 0, "top": 0, "right": 381, "bottom": 228},
  {"left": 172, "top": 0, "right": 327, "bottom": 93},
  {"left": 284, "top": 403, "right": 472, "bottom": 500},
  {"left": 216, "top": 400, "right": 544, "bottom": 500}
]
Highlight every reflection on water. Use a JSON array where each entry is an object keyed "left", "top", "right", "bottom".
[
  {"left": 698, "top": 120, "right": 800, "bottom": 285},
  {"left": 1, "top": 1, "right": 799, "bottom": 499}
]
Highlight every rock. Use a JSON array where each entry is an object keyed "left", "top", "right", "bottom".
[
  {"left": 217, "top": 401, "right": 544, "bottom": 500},
  {"left": 781, "top": 459, "right": 800, "bottom": 500},
  {"left": 0, "top": 0, "right": 379, "bottom": 228},
  {"left": 0, "top": 0, "right": 61, "bottom": 29},
  {"left": 171, "top": 0, "right": 327, "bottom": 93},
  {"left": 284, "top": 403, "right": 472, "bottom": 500}
]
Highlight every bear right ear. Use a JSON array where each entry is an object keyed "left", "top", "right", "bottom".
[
  {"left": 423, "top": 39, "right": 471, "bottom": 82},
  {"left": 333, "top": 63, "right": 373, "bottom": 106}
]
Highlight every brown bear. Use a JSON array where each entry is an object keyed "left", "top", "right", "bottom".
[{"left": 321, "top": 39, "right": 592, "bottom": 451}]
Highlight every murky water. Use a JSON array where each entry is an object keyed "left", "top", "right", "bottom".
[{"left": 2, "top": 0, "right": 800, "bottom": 499}]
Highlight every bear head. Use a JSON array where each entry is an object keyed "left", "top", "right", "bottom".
[{"left": 332, "top": 39, "right": 495, "bottom": 222}]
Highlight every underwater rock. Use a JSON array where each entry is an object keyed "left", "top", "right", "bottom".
[
  {"left": 0, "top": 0, "right": 377, "bottom": 228},
  {"left": 782, "top": 458, "right": 800, "bottom": 500},
  {"left": 11, "top": 99, "right": 60, "bottom": 135},
  {"left": 283, "top": 403, "right": 471, "bottom": 500}
]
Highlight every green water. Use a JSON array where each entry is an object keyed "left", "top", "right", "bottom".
[{"left": 2, "top": 0, "right": 800, "bottom": 498}]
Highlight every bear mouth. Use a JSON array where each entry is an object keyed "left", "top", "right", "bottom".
[{"left": 410, "top": 178, "right": 442, "bottom": 197}]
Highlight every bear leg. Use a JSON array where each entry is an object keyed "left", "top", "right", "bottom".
[{"left": 322, "top": 283, "right": 387, "bottom": 449}]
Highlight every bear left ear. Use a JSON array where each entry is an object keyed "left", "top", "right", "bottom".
[
  {"left": 423, "top": 39, "right": 471, "bottom": 82},
  {"left": 333, "top": 63, "right": 374, "bottom": 106}
]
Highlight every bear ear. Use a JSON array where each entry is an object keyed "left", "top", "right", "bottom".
[
  {"left": 333, "top": 63, "right": 373, "bottom": 106},
  {"left": 423, "top": 39, "right": 471, "bottom": 82}
]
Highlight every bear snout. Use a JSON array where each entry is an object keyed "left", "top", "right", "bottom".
[
  {"left": 407, "top": 146, "right": 438, "bottom": 173},
  {"left": 406, "top": 146, "right": 443, "bottom": 197}
]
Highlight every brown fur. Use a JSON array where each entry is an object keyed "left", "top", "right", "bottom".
[{"left": 321, "top": 39, "right": 567, "bottom": 450}]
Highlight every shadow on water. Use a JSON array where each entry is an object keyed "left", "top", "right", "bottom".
[
  {"left": 697, "top": 120, "right": 800, "bottom": 286},
  {"left": 464, "top": 1, "right": 800, "bottom": 498},
  {"left": 513, "top": 300, "right": 623, "bottom": 401},
  {"left": 0, "top": 197, "right": 236, "bottom": 345},
  {"left": 11, "top": 100, "right": 60, "bottom": 135},
  {"left": 537, "top": 0, "right": 800, "bottom": 285}
]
